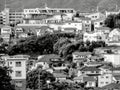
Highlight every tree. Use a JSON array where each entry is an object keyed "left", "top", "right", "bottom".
[
  {"left": 26, "top": 67, "right": 55, "bottom": 90},
  {"left": 8, "top": 33, "right": 75, "bottom": 55},
  {"left": 0, "top": 66, "right": 15, "bottom": 90},
  {"left": 53, "top": 38, "right": 72, "bottom": 54},
  {"left": 104, "top": 14, "right": 116, "bottom": 29}
]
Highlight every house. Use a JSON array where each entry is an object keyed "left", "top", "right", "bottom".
[
  {"left": 110, "top": 67, "right": 120, "bottom": 74},
  {"left": 103, "top": 53, "right": 120, "bottom": 66},
  {"left": 95, "top": 27, "right": 110, "bottom": 34},
  {"left": 35, "top": 54, "right": 64, "bottom": 70},
  {"left": 53, "top": 70, "right": 67, "bottom": 82},
  {"left": 2, "top": 55, "right": 29, "bottom": 90},
  {"left": 83, "top": 76, "right": 96, "bottom": 87},
  {"left": 84, "top": 61, "right": 103, "bottom": 67},
  {"left": 62, "top": 21, "right": 83, "bottom": 32},
  {"left": 81, "top": 17, "right": 92, "bottom": 32},
  {"left": 0, "top": 25, "right": 12, "bottom": 42},
  {"left": 73, "top": 74, "right": 87, "bottom": 83},
  {"left": 108, "top": 28, "right": 120, "bottom": 42},
  {"left": 61, "top": 27, "right": 77, "bottom": 34},
  {"left": 83, "top": 32, "right": 105, "bottom": 42},
  {"left": 98, "top": 73, "right": 113, "bottom": 87},
  {"left": 36, "top": 26, "right": 54, "bottom": 36},
  {"left": 86, "top": 12, "right": 105, "bottom": 21},
  {"left": 72, "top": 51, "right": 91, "bottom": 67},
  {"left": 93, "top": 17, "right": 106, "bottom": 30},
  {"left": 100, "top": 65, "right": 112, "bottom": 74},
  {"left": 78, "top": 66, "right": 101, "bottom": 76},
  {"left": 105, "top": 10, "right": 120, "bottom": 17}
]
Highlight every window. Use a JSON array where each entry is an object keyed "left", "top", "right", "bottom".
[
  {"left": 15, "top": 81, "right": 22, "bottom": 87},
  {"left": 16, "top": 62, "right": 21, "bottom": 67},
  {"left": 106, "top": 82, "right": 109, "bottom": 84},
  {"left": 100, "top": 22, "right": 103, "bottom": 25},
  {"left": 15, "top": 71, "right": 22, "bottom": 77},
  {"left": 106, "top": 76, "right": 109, "bottom": 78},
  {"left": 101, "top": 76, "right": 104, "bottom": 78},
  {"left": 101, "top": 82, "right": 104, "bottom": 84},
  {"left": 89, "top": 82, "right": 92, "bottom": 86},
  {"left": 10, "top": 62, "right": 12, "bottom": 64}
]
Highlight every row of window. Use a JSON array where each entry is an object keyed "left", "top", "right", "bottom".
[
  {"left": 9, "top": 61, "right": 22, "bottom": 67},
  {"left": 100, "top": 82, "right": 109, "bottom": 84}
]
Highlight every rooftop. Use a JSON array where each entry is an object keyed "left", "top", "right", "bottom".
[
  {"left": 83, "top": 76, "right": 96, "bottom": 82},
  {"left": 73, "top": 51, "right": 91, "bottom": 56},
  {"left": 101, "top": 83, "right": 120, "bottom": 89},
  {"left": 80, "top": 66, "right": 101, "bottom": 71}
]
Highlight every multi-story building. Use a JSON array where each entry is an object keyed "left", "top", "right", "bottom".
[
  {"left": 85, "top": 12, "right": 105, "bottom": 21},
  {"left": 22, "top": 7, "right": 75, "bottom": 25},
  {"left": 98, "top": 73, "right": 113, "bottom": 87},
  {"left": 105, "top": 10, "right": 120, "bottom": 17},
  {"left": 1, "top": 8, "right": 23, "bottom": 25},
  {"left": 103, "top": 53, "right": 120, "bottom": 66},
  {"left": 83, "top": 32, "right": 105, "bottom": 42},
  {"left": 1, "top": 55, "right": 29, "bottom": 90}
]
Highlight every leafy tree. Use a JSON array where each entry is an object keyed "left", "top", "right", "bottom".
[
  {"left": 8, "top": 33, "right": 75, "bottom": 55},
  {"left": 53, "top": 38, "right": 72, "bottom": 54},
  {"left": 26, "top": 67, "right": 55, "bottom": 90},
  {"left": 0, "top": 66, "right": 15, "bottom": 90},
  {"left": 104, "top": 14, "right": 116, "bottom": 29}
]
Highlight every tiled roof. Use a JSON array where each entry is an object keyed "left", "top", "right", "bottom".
[
  {"left": 83, "top": 76, "right": 96, "bottom": 82},
  {"left": 95, "top": 27, "right": 111, "bottom": 30},
  {"left": 114, "top": 75, "right": 120, "bottom": 80},
  {"left": 110, "top": 67, "right": 120, "bottom": 71},
  {"left": 53, "top": 73, "right": 67, "bottom": 78},
  {"left": 101, "top": 83, "right": 120, "bottom": 89},
  {"left": 73, "top": 51, "right": 91, "bottom": 56},
  {"left": 80, "top": 66, "right": 101, "bottom": 71},
  {"left": 64, "top": 27, "right": 77, "bottom": 30}
]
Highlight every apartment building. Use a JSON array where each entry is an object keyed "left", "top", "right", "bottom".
[
  {"left": 98, "top": 73, "right": 113, "bottom": 87},
  {"left": 1, "top": 8, "right": 23, "bottom": 25},
  {"left": 1, "top": 55, "right": 29, "bottom": 90}
]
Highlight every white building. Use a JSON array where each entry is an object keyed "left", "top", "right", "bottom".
[
  {"left": 105, "top": 10, "right": 120, "bottom": 17},
  {"left": 83, "top": 32, "right": 105, "bottom": 42},
  {"left": 1, "top": 55, "right": 29, "bottom": 90},
  {"left": 103, "top": 53, "right": 120, "bottom": 66},
  {"left": 86, "top": 12, "right": 105, "bottom": 21},
  {"left": 98, "top": 73, "right": 113, "bottom": 87}
]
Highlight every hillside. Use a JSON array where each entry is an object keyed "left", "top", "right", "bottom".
[{"left": 0, "top": 0, "right": 120, "bottom": 12}]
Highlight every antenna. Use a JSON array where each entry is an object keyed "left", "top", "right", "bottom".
[
  {"left": 116, "top": 4, "right": 118, "bottom": 11},
  {"left": 5, "top": 0, "right": 7, "bottom": 9},
  {"left": 97, "top": 6, "right": 99, "bottom": 12}
]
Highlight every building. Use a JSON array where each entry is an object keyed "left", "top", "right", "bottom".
[
  {"left": 105, "top": 10, "right": 120, "bottom": 17},
  {"left": 22, "top": 7, "right": 75, "bottom": 25},
  {"left": 78, "top": 66, "right": 101, "bottom": 76},
  {"left": 81, "top": 17, "right": 92, "bottom": 32},
  {"left": 93, "top": 17, "right": 106, "bottom": 30},
  {"left": 1, "top": 8, "right": 23, "bottom": 25},
  {"left": 0, "top": 25, "right": 12, "bottom": 42},
  {"left": 86, "top": 12, "right": 105, "bottom": 21},
  {"left": 1, "top": 55, "right": 29, "bottom": 90},
  {"left": 103, "top": 53, "right": 120, "bottom": 66},
  {"left": 83, "top": 76, "right": 96, "bottom": 87},
  {"left": 83, "top": 32, "right": 105, "bottom": 42},
  {"left": 72, "top": 52, "right": 91, "bottom": 67},
  {"left": 108, "top": 28, "right": 120, "bottom": 42},
  {"left": 98, "top": 73, "right": 113, "bottom": 87}
]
